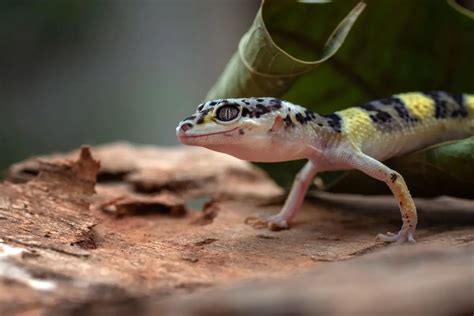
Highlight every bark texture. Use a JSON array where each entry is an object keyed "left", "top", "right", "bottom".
[{"left": 1, "top": 143, "right": 473, "bottom": 316}]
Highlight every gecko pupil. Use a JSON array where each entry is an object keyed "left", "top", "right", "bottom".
[{"left": 216, "top": 105, "right": 240, "bottom": 122}]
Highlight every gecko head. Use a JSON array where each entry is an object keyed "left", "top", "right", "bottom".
[{"left": 176, "top": 98, "right": 284, "bottom": 153}]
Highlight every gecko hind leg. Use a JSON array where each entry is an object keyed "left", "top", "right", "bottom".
[
  {"left": 349, "top": 152, "right": 418, "bottom": 244},
  {"left": 268, "top": 160, "right": 318, "bottom": 231}
]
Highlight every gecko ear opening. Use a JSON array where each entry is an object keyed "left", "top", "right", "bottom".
[{"left": 270, "top": 116, "right": 284, "bottom": 132}]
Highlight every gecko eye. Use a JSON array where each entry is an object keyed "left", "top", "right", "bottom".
[{"left": 215, "top": 104, "right": 241, "bottom": 124}]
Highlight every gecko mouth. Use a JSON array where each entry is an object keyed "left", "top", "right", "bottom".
[{"left": 178, "top": 126, "right": 240, "bottom": 139}]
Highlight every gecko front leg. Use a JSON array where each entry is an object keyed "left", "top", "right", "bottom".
[
  {"left": 347, "top": 151, "right": 417, "bottom": 244},
  {"left": 268, "top": 160, "right": 319, "bottom": 230}
]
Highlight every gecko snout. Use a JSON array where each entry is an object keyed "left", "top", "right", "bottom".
[
  {"left": 176, "top": 122, "right": 194, "bottom": 139},
  {"left": 179, "top": 123, "right": 193, "bottom": 132}
]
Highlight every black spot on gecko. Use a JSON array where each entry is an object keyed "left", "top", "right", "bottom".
[
  {"left": 360, "top": 97, "right": 418, "bottom": 130},
  {"left": 269, "top": 99, "right": 282, "bottom": 110},
  {"left": 389, "top": 99, "right": 418, "bottom": 123},
  {"left": 196, "top": 116, "right": 205, "bottom": 124},
  {"left": 197, "top": 104, "right": 204, "bottom": 111},
  {"left": 241, "top": 100, "right": 280, "bottom": 119},
  {"left": 239, "top": 129, "right": 245, "bottom": 135},
  {"left": 256, "top": 104, "right": 270, "bottom": 114},
  {"left": 284, "top": 114, "right": 295, "bottom": 128},
  {"left": 359, "top": 103, "right": 377, "bottom": 111},
  {"left": 321, "top": 113, "right": 342, "bottom": 133},
  {"left": 201, "top": 108, "right": 213, "bottom": 115},
  {"left": 196, "top": 108, "right": 213, "bottom": 124},
  {"left": 295, "top": 112, "right": 305, "bottom": 124},
  {"left": 360, "top": 102, "right": 393, "bottom": 125},
  {"left": 256, "top": 98, "right": 264, "bottom": 102},
  {"left": 209, "top": 101, "right": 217, "bottom": 106},
  {"left": 375, "top": 111, "right": 391, "bottom": 123},
  {"left": 241, "top": 107, "right": 250, "bottom": 117},
  {"left": 449, "top": 93, "right": 466, "bottom": 113},
  {"left": 425, "top": 91, "right": 468, "bottom": 119},
  {"left": 390, "top": 173, "right": 397, "bottom": 183},
  {"left": 304, "top": 110, "right": 315, "bottom": 120}
]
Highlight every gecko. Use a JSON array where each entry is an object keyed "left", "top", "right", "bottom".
[{"left": 176, "top": 91, "right": 474, "bottom": 244}]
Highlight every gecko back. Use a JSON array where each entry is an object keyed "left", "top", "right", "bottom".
[{"left": 338, "top": 91, "right": 473, "bottom": 160}]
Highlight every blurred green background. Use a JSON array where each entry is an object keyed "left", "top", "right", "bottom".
[{"left": 0, "top": 0, "right": 258, "bottom": 171}]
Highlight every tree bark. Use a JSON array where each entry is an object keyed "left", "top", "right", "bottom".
[{"left": 1, "top": 143, "right": 473, "bottom": 316}]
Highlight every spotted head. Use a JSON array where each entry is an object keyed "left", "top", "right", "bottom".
[
  {"left": 176, "top": 97, "right": 335, "bottom": 161},
  {"left": 177, "top": 98, "right": 284, "bottom": 143},
  {"left": 176, "top": 97, "right": 296, "bottom": 161}
]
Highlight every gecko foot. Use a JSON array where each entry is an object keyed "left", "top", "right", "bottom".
[
  {"left": 267, "top": 215, "right": 289, "bottom": 231},
  {"left": 376, "top": 228, "right": 416, "bottom": 244}
]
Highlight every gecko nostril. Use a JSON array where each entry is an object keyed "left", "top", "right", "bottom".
[{"left": 180, "top": 123, "right": 193, "bottom": 132}]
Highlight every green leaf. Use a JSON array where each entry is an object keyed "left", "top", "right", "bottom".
[
  {"left": 205, "top": 0, "right": 365, "bottom": 99},
  {"left": 206, "top": 0, "right": 474, "bottom": 197},
  {"left": 447, "top": 0, "right": 474, "bottom": 19}
]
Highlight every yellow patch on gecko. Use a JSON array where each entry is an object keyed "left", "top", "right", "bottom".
[
  {"left": 396, "top": 92, "right": 435, "bottom": 121},
  {"left": 339, "top": 107, "right": 378, "bottom": 146},
  {"left": 204, "top": 113, "right": 215, "bottom": 124}
]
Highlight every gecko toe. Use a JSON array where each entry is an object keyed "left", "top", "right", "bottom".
[
  {"left": 376, "top": 232, "right": 400, "bottom": 243},
  {"left": 376, "top": 228, "right": 416, "bottom": 244},
  {"left": 267, "top": 215, "right": 289, "bottom": 231}
]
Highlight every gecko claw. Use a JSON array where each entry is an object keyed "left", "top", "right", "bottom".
[
  {"left": 267, "top": 215, "right": 289, "bottom": 231},
  {"left": 376, "top": 228, "right": 416, "bottom": 244}
]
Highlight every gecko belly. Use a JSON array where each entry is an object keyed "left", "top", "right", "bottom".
[{"left": 201, "top": 142, "right": 309, "bottom": 162}]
